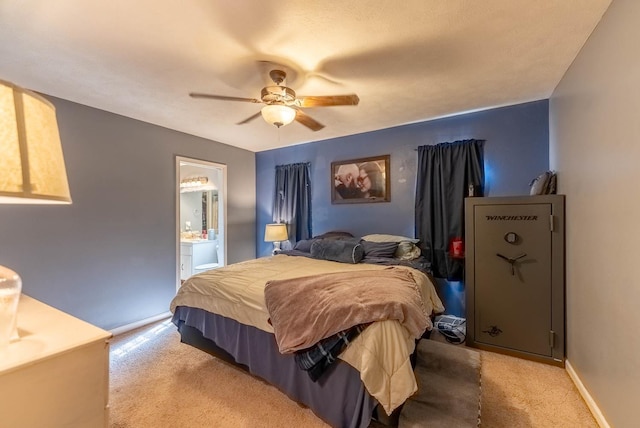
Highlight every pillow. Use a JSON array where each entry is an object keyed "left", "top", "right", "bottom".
[
  {"left": 313, "top": 231, "right": 354, "bottom": 240},
  {"left": 361, "top": 233, "right": 419, "bottom": 244},
  {"left": 310, "top": 239, "right": 364, "bottom": 264},
  {"left": 395, "top": 241, "right": 422, "bottom": 260},
  {"left": 293, "top": 239, "right": 316, "bottom": 253},
  {"left": 360, "top": 240, "right": 399, "bottom": 258}
]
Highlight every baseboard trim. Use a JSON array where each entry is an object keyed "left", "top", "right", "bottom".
[
  {"left": 110, "top": 311, "right": 172, "bottom": 336},
  {"left": 565, "top": 359, "right": 610, "bottom": 428}
]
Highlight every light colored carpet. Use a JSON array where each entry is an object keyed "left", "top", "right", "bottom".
[
  {"left": 400, "top": 340, "right": 481, "bottom": 428},
  {"left": 109, "top": 320, "right": 327, "bottom": 428},
  {"left": 110, "top": 320, "right": 596, "bottom": 427},
  {"left": 428, "top": 329, "right": 598, "bottom": 428},
  {"left": 479, "top": 350, "right": 598, "bottom": 428},
  {"left": 109, "top": 320, "right": 481, "bottom": 428}
]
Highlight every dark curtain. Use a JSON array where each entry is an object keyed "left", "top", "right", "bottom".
[
  {"left": 415, "top": 139, "right": 485, "bottom": 281},
  {"left": 273, "top": 162, "right": 312, "bottom": 249}
]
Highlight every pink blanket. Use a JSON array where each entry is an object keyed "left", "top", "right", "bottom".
[{"left": 264, "top": 267, "right": 429, "bottom": 353}]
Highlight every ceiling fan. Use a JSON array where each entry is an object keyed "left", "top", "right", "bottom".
[{"left": 189, "top": 69, "right": 359, "bottom": 131}]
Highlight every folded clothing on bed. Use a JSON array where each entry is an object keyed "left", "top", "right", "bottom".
[
  {"left": 265, "top": 267, "right": 429, "bottom": 354},
  {"left": 295, "top": 323, "right": 370, "bottom": 382}
]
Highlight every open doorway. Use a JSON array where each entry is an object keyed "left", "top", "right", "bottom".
[{"left": 176, "top": 156, "right": 226, "bottom": 290}]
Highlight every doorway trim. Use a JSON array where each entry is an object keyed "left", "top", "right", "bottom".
[{"left": 175, "top": 156, "right": 228, "bottom": 291}]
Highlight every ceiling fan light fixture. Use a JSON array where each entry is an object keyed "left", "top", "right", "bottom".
[{"left": 261, "top": 104, "right": 296, "bottom": 128}]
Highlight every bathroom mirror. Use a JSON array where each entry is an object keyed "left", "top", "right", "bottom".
[{"left": 179, "top": 190, "right": 218, "bottom": 238}]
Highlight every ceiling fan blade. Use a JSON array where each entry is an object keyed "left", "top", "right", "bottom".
[
  {"left": 296, "top": 94, "right": 359, "bottom": 108},
  {"left": 295, "top": 109, "right": 325, "bottom": 131},
  {"left": 236, "top": 111, "right": 262, "bottom": 125},
  {"left": 189, "top": 93, "right": 261, "bottom": 103}
]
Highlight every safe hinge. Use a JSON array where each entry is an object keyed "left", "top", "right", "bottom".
[
  {"left": 549, "top": 330, "right": 555, "bottom": 348},
  {"left": 549, "top": 215, "right": 555, "bottom": 232}
]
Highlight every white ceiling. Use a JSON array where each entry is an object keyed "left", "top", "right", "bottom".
[{"left": 0, "top": 1, "right": 611, "bottom": 152}]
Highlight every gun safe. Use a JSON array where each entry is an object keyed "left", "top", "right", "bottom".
[{"left": 464, "top": 195, "right": 565, "bottom": 366}]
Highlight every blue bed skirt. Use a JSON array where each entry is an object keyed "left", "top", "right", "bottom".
[{"left": 172, "top": 306, "right": 378, "bottom": 428}]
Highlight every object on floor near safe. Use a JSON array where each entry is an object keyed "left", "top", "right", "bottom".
[{"left": 435, "top": 315, "right": 466, "bottom": 344}]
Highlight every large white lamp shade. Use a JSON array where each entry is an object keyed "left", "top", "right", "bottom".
[{"left": 0, "top": 79, "right": 71, "bottom": 204}]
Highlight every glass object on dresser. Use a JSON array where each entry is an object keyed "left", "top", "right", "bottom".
[{"left": 0, "top": 266, "right": 21, "bottom": 351}]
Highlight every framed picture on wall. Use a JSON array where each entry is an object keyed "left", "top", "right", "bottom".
[{"left": 331, "top": 155, "right": 390, "bottom": 204}]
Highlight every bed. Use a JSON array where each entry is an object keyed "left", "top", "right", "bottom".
[{"left": 170, "top": 235, "right": 444, "bottom": 428}]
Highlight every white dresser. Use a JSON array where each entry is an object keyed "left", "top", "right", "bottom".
[{"left": 0, "top": 295, "right": 111, "bottom": 428}]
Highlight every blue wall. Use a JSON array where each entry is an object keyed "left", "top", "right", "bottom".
[
  {"left": 257, "top": 100, "right": 549, "bottom": 253},
  {"left": 256, "top": 100, "right": 549, "bottom": 316}
]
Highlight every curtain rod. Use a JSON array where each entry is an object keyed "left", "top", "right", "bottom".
[{"left": 414, "top": 139, "right": 486, "bottom": 150}]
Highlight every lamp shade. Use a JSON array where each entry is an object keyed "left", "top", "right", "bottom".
[
  {"left": 261, "top": 105, "right": 296, "bottom": 128},
  {"left": 264, "top": 223, "right": 288, "bottom": 242},
  {"left": 0, "top": 80, "right": 71, "bottom": 204}
]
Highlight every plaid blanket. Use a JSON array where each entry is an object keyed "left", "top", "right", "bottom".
[{"left": 294, "top": 324, "right": 370, "bottom": 381}]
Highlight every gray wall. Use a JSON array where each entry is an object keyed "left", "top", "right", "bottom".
[
  {"left": 0, "top": 97, "right": 256, "bottom": 330},
  {"left": 550, "top": 0, "right": 638, "bottom": 426}
]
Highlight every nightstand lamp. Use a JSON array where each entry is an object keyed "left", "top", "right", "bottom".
[
  {"left": 0, "top": 79, "right": 72, "bottom": 351},
  {"left": 264, "top": 223, "right": 288, "bottom": 255}
]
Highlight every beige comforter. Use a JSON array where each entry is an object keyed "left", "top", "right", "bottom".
[{"left": 170, "top": 255, "right": 444, "bottom": 415}]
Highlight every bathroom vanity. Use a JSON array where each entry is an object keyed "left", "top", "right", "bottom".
[{"left": 180, "top": 240, "right": 219, "bottom": 280}]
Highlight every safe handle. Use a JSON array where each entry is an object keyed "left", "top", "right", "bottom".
[{"left": 496, "top": 253, "right": 527, "bottom": 275}]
